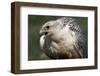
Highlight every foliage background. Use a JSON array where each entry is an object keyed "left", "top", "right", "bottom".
[{"left": 28, "top": 15, "right": 88, "bottom": 60}]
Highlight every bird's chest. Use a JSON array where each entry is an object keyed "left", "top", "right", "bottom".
[
  {"left": 57, "top": 41, "right": 74, "bottom": 52},
  {"left": 51, "top": 32, "right": 76, "bottom": 51}
]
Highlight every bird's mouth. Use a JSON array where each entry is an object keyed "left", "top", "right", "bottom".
[
  {"left": 44, "top": 32, "right": 48, "bottom": 35},
  {"left": 40, "top": 32, "right": 48, "bottom": 37}
]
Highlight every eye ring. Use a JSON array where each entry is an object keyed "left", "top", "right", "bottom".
[{"left": 46, "top": 26, "right": 50, "bottom": 29}]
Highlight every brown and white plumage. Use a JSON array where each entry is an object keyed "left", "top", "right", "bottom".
[{"left": 40, "top": 17, "right": 86, "bottom": 59}]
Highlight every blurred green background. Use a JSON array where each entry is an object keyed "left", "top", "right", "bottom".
[{"left": 28, "top": 15, "right": 88, "bottom": 61}]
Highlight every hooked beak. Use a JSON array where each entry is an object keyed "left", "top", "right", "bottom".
[{"left": 40, "top": 30, "right": 48, "bottom": 37}]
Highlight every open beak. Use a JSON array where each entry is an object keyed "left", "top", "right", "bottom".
[{"left": 40, "top": 29, "right": 48, "bottom": 37}]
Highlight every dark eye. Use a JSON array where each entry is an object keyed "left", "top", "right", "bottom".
[{"left": 46, "top": 26, "right": 50, "bottom": 29}]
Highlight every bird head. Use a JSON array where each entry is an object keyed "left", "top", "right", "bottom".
[{"left": 40, "top": 19, "right": 64, "bottom": 38}]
